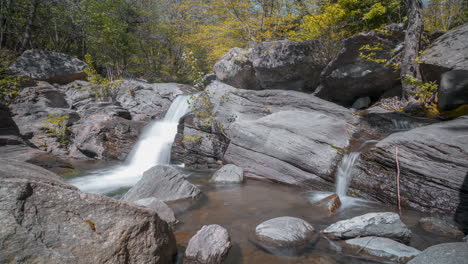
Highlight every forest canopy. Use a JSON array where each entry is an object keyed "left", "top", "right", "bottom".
[{"left": 1, "top": 0, "right": 466, "bottom": 84}]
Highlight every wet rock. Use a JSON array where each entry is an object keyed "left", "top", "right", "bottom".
[
  {"left": 419, "top": 217, "right": 465, "bottom": 238},
  {"left": 251, "top": 40, "right": 328, "bottom": 91},
  {"left": 172, "top": 81, "right": 357, "bottom": 188},
  {"left": 316, "top": 24, "right": 405, "bottom": 107},
  {"left": 421, "top": 23, "right": 468, "bottom": 82},
  {"left": 122, "top": 165, "right": 201, "bottom": 202},
  {"left": 212, "top": 164, "right": 244, "bottom": 183},
  {"left": 184, "top": 225, "right": 231, "bottom": 264},
  {"left": 438, "top": 70, "right": 468, "bottom": 111},
  {"left": 323, "top": 212, "right": 412, "bottom": 243},
  {"left": 345, "top": 236, "right": 420, "bottom": 263},
  {"left": 7, "top": 49, "right": 87, "bottom": 84},
  {"left": 407, "top": 242, "right": 468, "bottom": 264},
  {"left": 213, "top": 47, "right": 260, "bottom": 90},
  {"left": 134, "top": 198, "right": 178, "bottom": 228},
  {"left": 464, "top": 235, "right": 467, "bottom": 242},
  {"left": 0, "top": 160, "right": 177, "bottom": 264},
  {"left": 354, "top": 116, "right": 468, "bottom": 214},
  {"left": 351, "top": 97, "right": 371, "bottom": 109},
  {"left": 114, "top": 80, "right": 196, "bottom": 121},
  {"left": 314, "top": 194, "right": 341, "bottom": 215},
  {"left": 255, "top": 217, "right": 317, "bottom": 250}
]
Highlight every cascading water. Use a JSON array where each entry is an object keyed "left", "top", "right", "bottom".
[
  {"left": 69, "top": 95, "right": 192, "bottom": 194},
  {"left": 335, "top": 152, "right": 360, "bottom": 198}
]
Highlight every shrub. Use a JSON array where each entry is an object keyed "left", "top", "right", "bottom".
[{"left": 42, "top": 114, "right": 70, "bottom": 146}]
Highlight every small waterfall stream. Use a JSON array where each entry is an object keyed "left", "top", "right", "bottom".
[
  {"left": 69, "top": 95, "right": 191, "bottom": 194},
  {"left": 335, "top": 152, "right": 360, "bottom": 198}
]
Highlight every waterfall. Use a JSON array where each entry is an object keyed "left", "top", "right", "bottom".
[
  {"left": 69, "top": 95, "right": 191, "bottom": 194},
  {"left": 335, "top": 152, "right": 360, "bottom": 197}
]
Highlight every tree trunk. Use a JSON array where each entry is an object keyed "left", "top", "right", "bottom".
[
  {"left": 19, "top": 0, "right": 39, "bottom": 53},
  {"left": 400, "top": 0, "right": 424, "bottom": 102}
]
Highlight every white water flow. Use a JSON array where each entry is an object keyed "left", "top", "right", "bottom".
[
  {"left": 69, "top": 95, "right": 191, "bottom": 194},
  {"left": 335, "top": 152, "right": 360, "bottom": 197}
]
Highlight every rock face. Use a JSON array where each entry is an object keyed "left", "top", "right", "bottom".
[
  {"left": 122, "top": 165, "right": 201, "bottom": 202},
  {"left": 420, "top": 23, "right": 468, "bottom": 82},
  {"left": 172, "top": 81, "right": 357, "bottom": 188},
  {"left": 213, "top": 48, "right": 260, "bottom": 90},
  {"left": 211, "top": 164, "right": 244, "bottom": 183},
  {"left": 323, "top": 212, "right": 412, "bottom": 243},
  {"left": 184, "top": 225, "right": 231, "bottom": 264},
  {"left": 314, "top": 194, "right": 341, "bottom": 215},
  {"left": 315, "top": 24, "right": 405, "bottom": 107},
  {"left": 438, "top": 70, "right": 468, "bottom": 111},
  {"left": 354, "top": 117, "right": 468, "bottom": 214},
  {"left": 344, "top": 237, "right": 421, "bottom": 263},
  {"left": 0, "top": 102, "right": 23, "bottom": 146},
  {"left": 255, "top": 217, "right": 317, "bottom": 249},
  {"left": 0, "top": 159, "right": 177, "bottom": 264},
  {"left": 250, "top": 40, "right": 327, "bottom": 91},
  {"left": 407, "top": 242, "right": 468, "bottom": 264},
  {"left": 134, "top": 198, "right": 178, "bottom": 228},
  {"left": 7, "top": 49, "right": 87, "bottom": 84},
  {"left": 419, "top": 217, "right": 465, "bottom": 238}
]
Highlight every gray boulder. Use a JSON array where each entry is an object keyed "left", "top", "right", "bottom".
[
  {"left": 213, "top": 48, "right": 260, "bottom": 90},
  {"left": 419, "top": 217, "right": 465, "bottom": 238},
  {"left": 354, "top": 116, "right": 468, "bottom": 214},
  {"left": 323, "top": 212, "right": 412, "bottom": 243},
  {"left": 315, "top": 24, "right": 405, "bottom": 107},
  {"left": 134, "top": 198, "right": 178, "bottom": 228},
  {"left": 421, "top": 23, "right": 468, "bottom": 82},
  {"left": 184, "top": 225, "right": 231, "bottom": 264},
  {"left": 172, "top": 82, "right": 357, "bottom": 188},
  {"left": 212, "top": 164, "right": 244, "bottom": 183},
  {"left": 255, "top": 217, "right": 317, "bottom": 249},
  {"left": 408, "top": 243, "right": 468, "bottom": 264},
  {"left": 344, "top": 237, "right": 421, "bottom": 263},
  {"left": 0, "top": 160, "right": 177, "bottom": 264},
  {"left": 438, "top": 70, "right": 468, "bottom": 111},
  {"left": 122, "top": 165, "right": 201, "bottom": 202},
  {"left": 464, "top": 235, "right": 467, "bottom": 242},
  {"left": 7, "top": 49, "right": 87, "bottom": 84},
  {"left": 251, "top": 40, "right": 328, "bottom": 91},
  {"left": 351, "top": 97, "right": 371, "bottom": 109}
]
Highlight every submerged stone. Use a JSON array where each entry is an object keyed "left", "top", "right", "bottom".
[
  {"left": 314, "top": 194, "right": 341, "bottom": 215},
  {"left": 211, "top": 164, "right": 244, "bottom": 183},
  {"left": 419, "top": 217, "right": 465, "bottom": 238}
]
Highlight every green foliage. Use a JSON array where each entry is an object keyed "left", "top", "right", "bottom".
[
  {"left": 403, "top": 75, "right": 439, "bottom": 102},
  {"left": 359, "top": 43, "right": 388, "bottom": 64},
  {"left": 0, "top": 51, "right": 25, "bottom": 103},
  {"left": 42, "top": 114, "right": 70, "bottom": 146},
  {"left": 188, "top": 93, "right": 215, "bottom": 127},
  {"left": 83, "top": 54, "right": 121, "bottom": 99}
]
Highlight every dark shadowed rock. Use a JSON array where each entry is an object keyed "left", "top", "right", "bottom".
[
  {"left": 134, "top": 198, "right": 178, "bottom": 228},
  {"left": 420, "top": 23, "right": 468, "bottom": 82},
  {"left": 213, "top": 48, "right": 260, "bottom": 90},
  {"left": 122, "top": 165, "right": 201, "bottom": 202},
  {"left": 438, "top": 70, "right": 468, "bottom": 111},
  {"left": 184, "top": 225, "right": 231, "bottom": 264},
  {"left": 315, "top": 24, "right": 405, "bottom": 106},
  {"left": 0, "top": 160, "right": 177, "bottom": 264},
  {"left": 212, "top": 164, "right": 244, "bottom": 183},
  {"left": 419, "top": 217, "right": 465, "bottom": 238},
  {"left": 314, "top": 194, "right": 341, "bottom": 215},
  {"left": 255, "top": 217, "right": 317, "bottom": 250},
  {"left": 464, "top": 235, "right": 467, "bottom": 242},
  {"left": 323, "top": 212, "right": 412, "bottom": 243},
  {"left": 351, "top": 97, "right": 371, "bottom": 109},
  {"left": 0, "top": 102, "right": 23, "bottom": 146},
  {"left": 354, "top": 117, "right": 468, "bottom": 214},
  {"left": 251, "top": 40, "right": 328, "bottom": 91},
  {"left": 344, "top": 236, "right": 420, "bottom": 263},
  {"left": 7, "top": 49, "right": 87, "bottom": 84},
  {"left": 408, "top": 243, "right": 468, "bottom": 264}
]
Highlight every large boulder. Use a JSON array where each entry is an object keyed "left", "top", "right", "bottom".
[
  {"left": 254, "top": 217, "right": 317, "bottom": 253},
  {"left": 344, "top": 237, "right": 421, "bottom": 263},
  {"left": 134, "top": 198, "right": 178, "bottom": 228},
  {"left": 171, "top": 81, "right": 357, "bottom": 188},
  {"left": 438, "top": 70, "right": 468, "bottom": 111},
  {"left": 407, "top": 242, "right": 468, "bottom": 264},
  {"left": 353, "top": 117, "right": 468, "bottom": 214},
  {"left": 184, "top": 225, "right": 231, "bottom": 264},
  {"left": 250, "top": 40, "right": 328, "bottom": 91},
  {"left": 420, "top": 23, "right": 468, "bottom": 82},
  {"left": 0, "top": 160, "right": 177, "bottom": 264},
  {"left": 211, "top": 164, "right": 244, "bottom": 183},
  {"left": 315, "top": 24, "right": 405, "bottom": 107},
  {"left": 323, "top": 212, "right": 412, "bottom": 243},
  {"left": 7, "top": 49, "right": 87, "bottom": 84},
  {"left": 213, "top": 48, "right": 260, "bottom": 90},
  {"left": 122, "top": 165, "right": 201, "bottom": 202}
]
